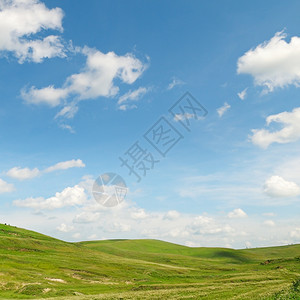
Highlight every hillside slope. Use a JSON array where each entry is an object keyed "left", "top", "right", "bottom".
[{"left": 0, "top": 224, "right": 299, "bottom": 299}]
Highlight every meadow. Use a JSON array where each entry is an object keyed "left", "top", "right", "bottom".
[{"left": 0, "top": 223, "right": 299, "bottom": 299}]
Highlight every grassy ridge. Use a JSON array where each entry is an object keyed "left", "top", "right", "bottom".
[{"left": 0, "top": 224, "right": 299, "bottom": 299}]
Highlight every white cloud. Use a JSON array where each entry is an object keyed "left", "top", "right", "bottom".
[
  {"left": 228, "top": 208, "right": 247, "bottom": 219},
  {"left": 0, "top": 0, "right": 65, "bottom": 63},
  {"left": 130, "top": 208, "right": 148, "bottom": 220},
  {"left": 6, "top": 167, "right": 40, "bottom": 180},
  {"left": 45, "top": 159, "right": 85, "bottom": 173},
  {"left": 14, "top": 184, "right": 87, "bottom": 210},
  {"left": 274, "top": 157, "right": 300, "bottom": 184},
  {"left": 59, "top": 124, "right": 75, "bottom": 134},
  {"left": 169, "top": 228, "right": 189, "bottom": 238},
  {"left": 57, "top": 223, "right": 74, "bottom": 232},
  {"left": 188, "top": 216, "right": 234, "bottom": 235},
  {"left": 174, "top": 112, "right": 195, "bottom": 122},
  {"left": 167, "top": 77, "right": 185, "bottom": 90},
  {"left": 0, "top": 178, "right": 14, "bottom": 193},
  {"left": 263, "top": 212, "right": 276, "bottom": 217},
  {"left": 6, "top": 159, "right": 85, "bottom": 181},
  {"left": 88, "top": 234, "right": 97, "bottom": 240},
  {"left": 245, "top": 241, "right": 252, "bottom": 248},
  {"left": 290, "top": 228, "right": 300, "bottom": 239},
  {"left": 164, "top": 210, "right": 180, "bottom": 220},
  {"left": 118, "top": 104, "right": 137, "bottom": 111},
  {"left": 10, "top": 185, "right": 300, "bottom": 248},
  {"left": 237, "top": 31, "right": 300, "bottom": 92},
  {"left": 118, "top": 87, "right": 148, "bottom": 105},
  {"left": 237, "top": 88, "right": 248, "bottom": 100},
  {"left": 217, "top": 102, "right": 230, "bottom": 117},
  {"left": 73, "top": 212, "right": 100, "bottom": 224},
  {"left": 22, "top": 47, "right": 147, "bottom": 112},
  {"left": 72, "top": 232, "right": 81, "bottom": 239},
  {"left": 55, "top": 104, "right": 78, "bottom": 119},
  {"left": 263, "top": 175, "right": 300, "bottom": 198},
  {"left": 108, "top": 222, "right": 131, "bottom": 233},
  {"left": 22, "top": 86, "right": 68, "bottom": 107},
  {"left": 251, "top": 107, "right": 300, "bottom": 149},
  {"left": 263, "top": 220, "right": 275, "bottom": 227}
]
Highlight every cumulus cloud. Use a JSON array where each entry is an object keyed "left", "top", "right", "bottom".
[
  {"left": 164, "top": 210, "right": 180, "bottom": 220},
  {"left": 12, "top": 180, "right": 299, "bottom": 248},
  {"left": 0, "top": 0, "right": 66, "bottom": 63},
  {"left": 237, "top": 88, "right": 248, "bottom": 100},
  {"left": 263, "top": 220, "right": 275, "bottom": 227},
  {"left": 263, "top": 175, "right": 300, "bottom": 198},
  {"left": 57, "top": 223, "right": 74, "bottom": 232},
  {"left": 14, "top": 184, "right": 87, "bottom": 210},
  {"left": 22, "top": 86, "right": 68, "bottom": 107},
  {"left": 217, "top": 102, "right": 231, "bottom": 117},
  {"left": 130, "top": 208, "right": 148, "bottom": 220},
  {"left": 290, "top": 228, "right": 300, "bottom": 239},
  {"left": 108, "top": 222, "right": 131, "bottom": 233},
  {"left": 72, "top": 232, "right": 81, "bottom": 239},
  {"left": 167, "top": 77, "right": 185, "bottom": 90},
  {"left": 188, "top": 215, "right": 234, "bottom": 235},
  {"left": 22, "top": 47, "right": 147, "bottom": 114},
  {"left": 73, "top": 212, "right": 100, "bottom": 224},
  {"left": 88, "top": 234, "right": 97, "bottom": 240},
  {"left": 44, "top": 159, "right": 85, "bottom": 173},
  {"left": 237, "top": 31, "right": 300, "bottom": 92},
  {"left": 228, "top": 208, "right": 247, "bottom": 219},
  {"left": 0, "top": 178, "right": 14, "bottom": 193},
  {"left": 6, "top": 167, "right": 40, "bottom": 180},
  {"left": 250, "top": 107, "right": 300, "bottom": 149}
]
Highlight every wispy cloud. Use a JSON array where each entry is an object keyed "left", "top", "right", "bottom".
[
  {"left": 44, "top": 159, "right": 85, "bottom": 173},
  {"left": 237, "top": 88, "right": 248, "bottom": 100},
  {"left": 167, "top": 77, "right": 185, "bottom": 90},
  {"left": 173, "top": 112, "right": 195, "bottom": 122},
  {"left": 117, "top": 86, "right": 149, "bottom": 110},
  {"left": 6, "top": 159, "right": 85, "bottom": 180},
  {"left": 58, "top": 124, "right": 75, "bottom": 134},
  {"left": 217, "top": 102, "right": 231, "bottom": 117}
]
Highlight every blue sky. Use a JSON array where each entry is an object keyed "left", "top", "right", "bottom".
[{"left": 1, "top": 0, "right": 300, "bottom": 248}]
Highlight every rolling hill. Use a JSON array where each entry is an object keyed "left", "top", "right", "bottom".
[{"left": 0, "top": 223, "right": 299, "bottom": 299}]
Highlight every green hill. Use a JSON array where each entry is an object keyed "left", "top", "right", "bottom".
[{"left": 0, "top": 223, "right": 299, "bottom": 299}]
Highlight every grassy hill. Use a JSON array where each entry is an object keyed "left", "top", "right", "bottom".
[{"left": 0, "top": 224, "right": 299, "bottom": 299}]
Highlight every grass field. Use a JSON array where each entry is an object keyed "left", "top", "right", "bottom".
[{"left": 0, "top": 223, "right": 299, "bottom": 299}]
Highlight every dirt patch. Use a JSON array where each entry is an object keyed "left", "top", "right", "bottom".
[
  {"left": 43, "top": 288, "right": 51, "bottom": 293},
  {"left": 45, "top": 278, "right": 66, "bottom": 283}
]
